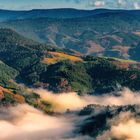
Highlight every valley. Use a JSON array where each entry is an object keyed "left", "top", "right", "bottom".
[{"left": 0, "top": 8, "right": 140, "bottom": 140}]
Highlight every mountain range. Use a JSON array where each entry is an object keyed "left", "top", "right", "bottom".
[
  {"left": 0, "top": 8, "right": 140, "bottom": 140},
  {"left": 0, "top": 9, "right": 140, "bottom": 61},
  {"left": 0, "top": 8, "right": 136, "bottom": 21}
]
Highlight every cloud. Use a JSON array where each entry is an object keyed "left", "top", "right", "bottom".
[
  {"left": 35, "top": 89, "right": 87, "bottom": 112},
  {"left": 117, "top": 0, "right": 126, "bottom": 6},
  {"left": 0, "top": 104, "right": 77, "bottom": 140},
  {"left": 110, "top": 112, "right": 140, "bottom": 140},
  {"left": 35, "top": 88, "right": 140, "bottom": 113},
  {"left": 87, "top": 0, "right": 103, "bottom": 7},
  {"left": 94, "top": 1, "right": 105, "bottom": 7},
  {"left": 87, "top": 0, "right": 140, "bottom": 9},
  {"left": 0, "top": 88, "right": 140, "bottom": 139},
  {"left": 69, "top": 0, "right": 140, "bottom": 10},
  {"left": 96, "top": 112, "right": 140, "bottom": 140},
  {"left": 134, "top": 2, "right": 140, "bottom": 9},
  {"left": 118, "top": 0, "right": 123, "bottom": 5},
  {"left": 111, "top": 119, "right": 140, "bottom": 140},
  {"left": 1, "top": 0, "right": 140, "bottom": 10}
]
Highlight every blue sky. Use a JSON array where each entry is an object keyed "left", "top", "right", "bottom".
[{"left": 0, "top": 0, "right": 140, "bottom": 10}]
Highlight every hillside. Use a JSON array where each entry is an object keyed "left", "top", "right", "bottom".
[
  {"left": 1, "top": 9, "right": 140, "bottom": 61},
  {"left": 0, "top": 29, "right": 140, "bottom": 95}
]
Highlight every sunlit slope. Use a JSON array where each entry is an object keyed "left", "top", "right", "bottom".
[{"left": 0, "top": 29, "right": 140, "bottom": 94}]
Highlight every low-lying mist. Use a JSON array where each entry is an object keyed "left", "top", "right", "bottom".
[
  {"left": 111, "top": 118, "right": 140, "bottom": 140},
  {"left": 35, "top": 88, "right": 140, "bottom": 112},
  {"left": 0, "top": 88, "right": 140, "bottom": 140},
  {"left": 97, "top": 112, "right": 140, "bottom": 140},
  {"left": 0, "top": 104, "right": 87, "bottom": 140}
]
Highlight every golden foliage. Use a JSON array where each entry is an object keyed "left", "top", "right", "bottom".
[
  {"left": 0, "top": 86, "right": 25, "bottom": 103},
  {"left": 42, "top": 52, "right": 83, "bottom": 64}
]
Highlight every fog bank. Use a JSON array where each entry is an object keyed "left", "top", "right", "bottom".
[
  {"left": 0, "top": 88, "right": 140, "bottom": 140},
  {"left": 0, "top": 104, "right": 79, "bottom": 140},
  {"left": 111, "top": 119, "right": 140, "bottom": 140},
  {"left": 35, "top": 88, "right": 140, "bottom": 112}
]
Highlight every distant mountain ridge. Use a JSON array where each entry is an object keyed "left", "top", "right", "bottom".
[
  {"left": 1, "top": 8, "right": 140, "bottom": 22},
  {"left": 0, "top": 8, "right": 106, "bottom": 21}
]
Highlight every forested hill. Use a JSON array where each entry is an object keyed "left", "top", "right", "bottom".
[{"left": 1, "top": 28, "right": 140, "bottom": 97}]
